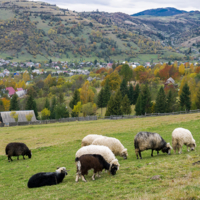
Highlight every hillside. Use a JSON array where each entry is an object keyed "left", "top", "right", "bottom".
[
  {"left": 0, "top": 114, "right": 200, "bottom": 199},
  {"left": 131, "top": 7, "right": 189, "bottom": 17},
  {"left": 0, "top": 0, "right": 186, "bottom": 62}
]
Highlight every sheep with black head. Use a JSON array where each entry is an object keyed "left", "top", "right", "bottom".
[
  {"left": 27, "top": 167, "right": 68, "bottom": 188},
  {"left": 75, "top": 154, "right": 118, "bottom": 182}
]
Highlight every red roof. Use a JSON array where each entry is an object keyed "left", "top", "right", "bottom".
[
  {"left": 17, "top": 88, "right": 23, "bottom": 91},
  {"left": 6, "top": 87, "right": 15, "bottom": 96}
]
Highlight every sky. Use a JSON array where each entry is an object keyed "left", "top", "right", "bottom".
[{"left": 32, "top": 0, "right": 200, "bottom": 15}]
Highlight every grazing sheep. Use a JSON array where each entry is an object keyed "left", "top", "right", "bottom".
[
  {"left": 81, "top": 134, "right": 103, "bottom": 147},
  {"left": 92, "top": 136, "right": 128, "bottom": 159},
  {"left": 75, "top": 154, "right": 118, "bottom": 182},
  {"left": 172, "top": 128, "right": 196, "bottom": 154},
  {"left": 76, "top": 145, "right": 120, "bottom": 170},
  {"left": 134, "top": 132, "right": 172, "bottom": 159},
  {"left": 5, "top": 142, "right": 32, "bottom": 162},
  {"left": 27, "top": 167, "right": 68, "bottom": 188}
]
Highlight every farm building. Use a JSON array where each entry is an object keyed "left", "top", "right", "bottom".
[{"left": 0, "top": 110, "right": 37, "bottom": 123}]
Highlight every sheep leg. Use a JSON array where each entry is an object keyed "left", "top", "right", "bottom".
[
  {"left": 97, "top": 172, "right": 101, "bottom": 177},
  {"left": 8, "top": 156, "right": 13, "bottom": 162},
  {"left": 187, "top": 146, "right": 190, "bottom": 152},
  {"left": 135, "top": 149, "right": 139, "bottom": 159},
  {"left": 17, "top": 156, "right": 19, "bottom": 160},
  {"left": 92, "top": 173, "right": 96, "bottom": 180},
  {"left": 139, "top": 151, "right": 142, "bottom": 159},
  {"left": 178, "top": 146, "right": 182, "bottom": 154},
  {"left": 81, "top": 175, "right": 87, "bottom": 182},
  {"left": 23, "top": 155, "right": 25, "bottom": 160},
  {"left": 75, "top": 173, "right": 79, "bottom": 182},
  {"left": 151, "top": 150, "right": 154, "bottom": 157},
  {"left": 157, "top": 151, "right": 159, "bottom": 155}
]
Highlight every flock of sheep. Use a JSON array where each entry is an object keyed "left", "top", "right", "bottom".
[{"left": 5, "top": 127, "right": 196, "bottom": 188}]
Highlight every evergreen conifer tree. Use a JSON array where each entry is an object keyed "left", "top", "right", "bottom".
[
  {"left": 103, "top": 80, "right": 111, "bottom": 107},
  {"left": 44, "top": 98, "right": 50, "bottom": 110},
  {"left": 10, "top": 93, "right": 20, "bottom": 111},
  {"left": 105, "top": 95, "right": 115, "bottom": 116},
  {"left": 166, "top": 90, "right": 177, "bottom": 112},
  {"left": 180, "top": 83, "right": 191, "bottom": 111},
  {"left": 133, "top": 84, "right": 140, "bottom": 105},
  {"left": 97, "top": 88, "right": 105, "bottom": 116},
  {"left": 135, "top": 94, "right": 142, "bottom": 115},
  {"left": 58, "top": 92, "right": 64, "bottom": 104},
  {"left": 155, "top": 86, "right": 166, "bottom": 113},
  {"left": 141, "top": 84, "right": 152, "bottom": 114},
  {"left": 112, "top": 90, "right": 123, "bottom": 115},
  {"left": 196, "top": 88, "right": 200, "bottom": 109},
  {"left": 121, "top": 94, "right": 131, "bottom": 115},
  {"left": 69, "top": 89, "right": 80, "bottom": 109},
  {"left": 128, "top": 84, "right": 135, "bottom": 105},
  {"left": 25, "top": 94, "right": 38, "bottom": 118},
  {"left": 50, "top": 96, "right": 57, "bottom": 119},
  {"left": 120, "top": 79, "right": 129, "bottom": 97}
]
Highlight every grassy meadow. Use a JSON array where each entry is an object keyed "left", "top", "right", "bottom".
[{"left": 0, "top": 113, "right": 200, "bottom": 199}]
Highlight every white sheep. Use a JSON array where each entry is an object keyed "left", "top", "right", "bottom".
[
  {"left": 81, "top": 134, "right": 103, "bottom": 147},
  {"left": 75, "top": 145, "right": 120, "bottom": 170},
  {"left": 172, "top": 128, "right": 196, "bottom": 154},
  {"left": 92, "top": 136, "right": 128, "bottom": 159}
]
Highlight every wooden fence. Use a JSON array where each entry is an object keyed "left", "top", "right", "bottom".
[{"left": 1, "top": 109, "right": 200, "bottom": 127}]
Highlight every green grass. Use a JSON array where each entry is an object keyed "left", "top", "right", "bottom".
[{"left": 0, "top": 113, "right": 200, "bottom": 199}]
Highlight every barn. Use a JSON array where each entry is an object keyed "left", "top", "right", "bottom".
[{"left": 0, "top": 110, "right": 37, "bottom": 124}]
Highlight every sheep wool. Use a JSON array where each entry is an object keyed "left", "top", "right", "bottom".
[
  {"left": 76, "top": 145, "right": 120, "bottom": 169},
  {"left": 172, "top": 128, "right": 196, "bottom": 154},
  {"left": 81, "top": 134, "right": 103, "bottom": 147},
  {"left": 92, "top": 136, "right": 128, "bottom": 159}
]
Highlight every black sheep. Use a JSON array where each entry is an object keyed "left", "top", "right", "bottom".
[
  {"left": 5, "top": 142, "right": 32, "bottom": 162},
  {"left": 75, "top": 154, "right": 118, "bottom": 182},
  {"left": 27, "top": 167, "right": 68, "bottom": 188}
]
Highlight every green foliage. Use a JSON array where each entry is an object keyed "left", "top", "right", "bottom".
[
  {"left": 180, "top": 83, "right": 191, "bottom": 111},
  {"left": 82, "top": 102, "right": 97, "bottom": 116},
  {"left": 103, "top": 80, "right": 111, "bottom": 107},
  {"left": 72, "top": 101, "right": 82, "bottom": 117},
  {"left": 25, "top": 94, "right": 38, "bottom": 118},
  {"left": 155, "top": 86, "right": 166, "bottom": 113},
  {"left": 9, "top": 93, "right": 19, "bottom": 111},
  {"left": 69, "top": 89, "right": 80, "bottom": 109},
  {"left": 128, "top": 84, "right": 135, "bottom": 105},
  {"left": 134, "top": 84, "right": 140, "bottom": 105},
  {"left": 50, "top": 96, "right": 57, "bottom": 119},
  {"left": 135, "top": 94, "right": 142, "bottom": 115},
  {"left": 44, "top": 98, "right": 50, "bottom": 110},
  {"left": 55, "top": 104, "right": 69, "bottom": 119},
  {"left": 97, "top": 88, "right": 105, "bottom": 116},
  {"left": 121, "top": 95, "right": 131, "bottom": 115},
  {"left": 120, "top": 79, "right": 128, "bottom": 97},
  {"left": 41, "top": 108, "right": 51, "bottom": 120},
  {"left": 166, "top": 90, "right": 177, "bottom": 112},
  {"left": 120, "top": 64, "right": 133, "bottom": 82},
  {"left": 196, "top": 87, "right": 200, "bottom": 109},
  {"left": 141, "top": 84, "right": 152, "bottom": 114}
]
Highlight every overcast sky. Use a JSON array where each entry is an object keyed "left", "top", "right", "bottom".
[{"left": 33, "top": 0, "right": 200, "bottom": 15}]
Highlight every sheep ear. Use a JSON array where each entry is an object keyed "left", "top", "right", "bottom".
[{"left": 57, "top": 167, "right": 60, "bottom": 169}]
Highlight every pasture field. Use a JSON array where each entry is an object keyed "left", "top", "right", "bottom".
[{"left": 0, "top": 113, "right": 200, "bottom": 200}]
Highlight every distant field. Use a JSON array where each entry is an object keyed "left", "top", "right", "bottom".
[{"left": 0, "top": 113, "right": 200, "bottom": 199}]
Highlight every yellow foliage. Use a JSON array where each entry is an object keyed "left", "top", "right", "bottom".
[
  {"left": 80, "top": 81, "right": 94, "bottom": 104},
  {"left": 23, "top": 72, "right": 30, "bottom": 83},
  {"left": 41, "top": 108, "right": 51, "bottom": 120},
  {"left": 2, "top": 98, "right": 10, "bottom": 111},
  {"left": 179, "top": 64, "right": 185, "bottom": 75},
  {"left": 73, "top": 101, "right": 82, "bottom": 116},
  {"left": 10, "top": 111, "right": 19, "bottom": 122}
]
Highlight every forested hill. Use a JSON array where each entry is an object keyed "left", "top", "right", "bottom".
[
  {"left": 0, "top": 0, "right": 198, "bottom": 62},
  {"left": 131, "top": 7, "right": 189, "bottom": 17}
]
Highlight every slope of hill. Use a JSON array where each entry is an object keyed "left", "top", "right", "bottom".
[
  {"left": 131, "top": 7, "right": 189, "bottom": 17},
  {"left": 0, "top": 0, "right": 192, "bottom": 62}
]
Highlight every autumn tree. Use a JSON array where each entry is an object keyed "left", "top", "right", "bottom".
[
  {"left": 80, "top": 81, "right": 94, "bottom": 104},
  {"left": 2, "top": 98, "right": 10, "bottom": 111},
  {"left": 23, "top": 72, "right": 30, "bottom": 83},
  {"left": 101, "top": 71, "right": 121, "bottom": 91},
  {"left": 41, "top": 108, "right": 51, "bottom": 120},
  {"left": 179, "top": 64, "right": 185, "bottom": 75},
  {"left": 196, "top": 87, "right": 200, "bottom": 109},
  {"left": 72, "top": 101, "right": 82, "bottom": 117},
  {"left": 10, "top": 111, "right": 19, "bottom": 123}
]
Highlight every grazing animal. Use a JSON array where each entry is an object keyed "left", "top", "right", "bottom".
[
  {"left": 75, "top": 154, "right": 118, "bottom": 182},
  {"left": 76, "top": 145, "right": 120, "bottom": 170},
  {"left": 27, "top": 167, "right": 68, "bottom": 188},
  {"left": 134, "top": 131, "right": 172, "bottom": 159},
  {"left": 81, "top": 134, "right": 103, "bottom": 147},
  {"left": 92, "top": 136, "right": 128, "bottom": 159},
  {"left": 5, "top": 142, "right": 32, "bottom": 162},
  {"left": 172, "top": 128, "right": 196, "bottom": 154}
]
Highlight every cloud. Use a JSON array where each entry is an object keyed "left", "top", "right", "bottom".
[{"left": 31, "top": 0, "right": 200, "bottom": 14}]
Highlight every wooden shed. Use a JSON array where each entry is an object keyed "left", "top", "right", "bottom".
[{"left": 0, "top": 110, "right": 37, "bottom": 123}]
